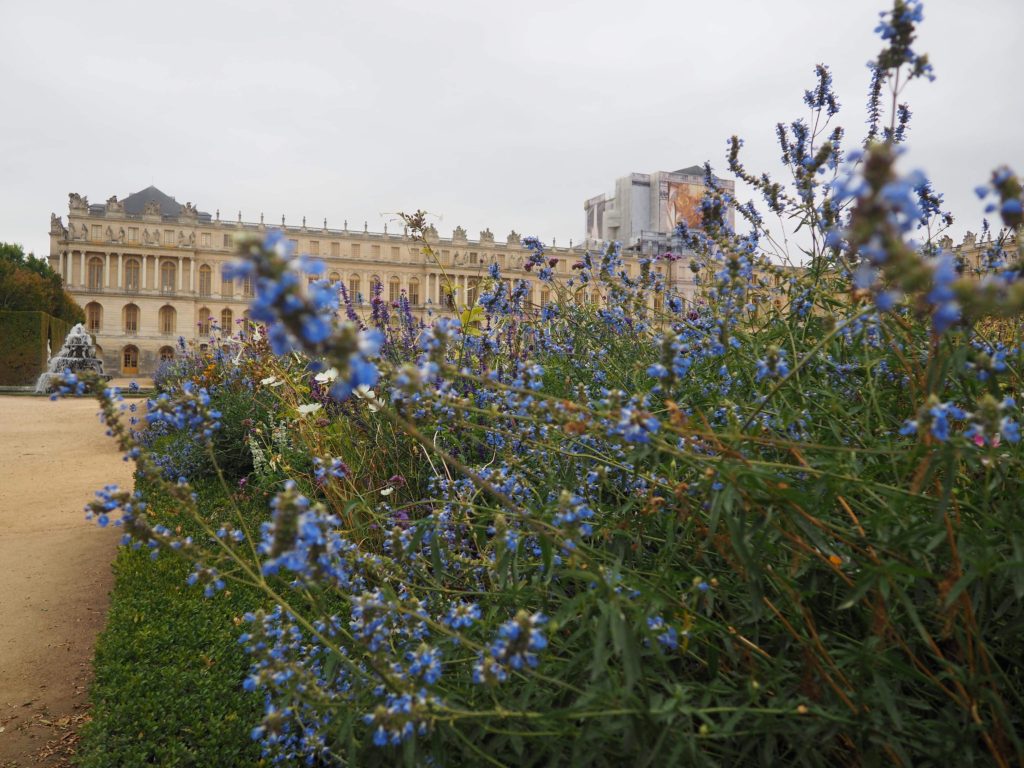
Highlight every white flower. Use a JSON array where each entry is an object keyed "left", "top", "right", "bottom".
[
  {"left": 260, "top": 376, "right": 278, "bottom": 386},
  {"left": 380, "top": 486, "right": 394, "bottom": 496},
  {"left": 297, "top": 403, "right": 323, "bottom": 416},
  {"left": 314, "top": 367, "right": 339, "bottom": 383},
  {"left": 354, "top": 385, "right": 385, "bottom": 412}
]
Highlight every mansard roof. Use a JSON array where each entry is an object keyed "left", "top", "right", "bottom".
[
  {"left": 122, "top": 186, "right": 211, "bottom": 220},
  {"left": 673, "top": 165, "right": 706, "bottom": 177}
]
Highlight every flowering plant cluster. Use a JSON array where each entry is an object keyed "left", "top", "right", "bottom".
[{"left": 62, "top": 3, "right": 1024, "bottom": 764}]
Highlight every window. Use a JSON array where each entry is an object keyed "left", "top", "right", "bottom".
[
  {"left": 164, "top": 230, "right": 175, "bottom": 246},
  {"left": 221, "top": 308, "right": 233, "bottom": 331},
  {"left": 470, "top": 252, "right": 478, "bottom": 265},
  {"left": 441, "top": 250, "right": 450, "bottom": 264},
  {"left": 371, "top": 244, "right": 381, "bottom": 258},
  {"left": 540, "top": 288, "right": 550, "bottom": 305},
  {"left": 289, "top": 239, "right": 298, "bottom": 251},
  {"left": 160, "top": 260, "right": 176, "bottom": 293},
  {"left": 391, "top": 246, "right": 400, "bottom": 261},
  {"left": 200, "top": 233, "right": 211, "bottom": 247},
  {"left": 198, "top": 307, "right": 211, "bottom": 335},
  {"left": 124, "top": 258, "right": 140, "bottom": 291},
  {"left": 91, "top": 225, "right": 102, "bottom": 241},
  {"left": 349, "top": 275, "right": 361, "bottom": 303},
  {"left": 199, "top": 264, "right": 212, "bottom": 296},
  {"left": 87, "top": 256, "right": 104, "bottom": 289},
  {"left": 123, "top": 304, "right": 139, "bottom": 334},
  {"left": 222, "top": 277, "right": 234, "bottom": 298},
  {"left": 351, "top": 244, "right": 361, "bottom": 258},
  {"left": 159, "top": 305, "right": 176, "bottom": 335},
  {"left": 242, "top": 276, "right": 253, "bottom": 297},
  {"left": 223, "top": 234, "right": 233, "bottom": 248},
  {"left": 85, "top": 302, "right": 102, "bottom": 332},
  {"left": 408, "top": 277, "right": 420, "bottom": 306},
  {"left": 122, "top": 345, "right": 139, "bottom": 374},
  {"left": 467, "top": 277, "right": 479, "bottom": 306},
  {"left": 371, "top": 275, "right": 382, "bottom": 297},
  {"left": 309, "top": 241, "right": 320, "bottom": 255},
  {"left": 331, "top": 242, "right": 340, "bottom": 257},
  {"left": 128, "top": 227, "right": 138, "bottom": 243},
  {"left": 389, "top": 276, "right": 401, "bottom": 303},
  {"left": 329, "top": 271, "right": 340, "bottom": 283},
  {"left": 159, "top": 346, "right": 175, "bottom": 362},
  {"left": 242, "top": 310, "right": 252, "bottom": 337}
]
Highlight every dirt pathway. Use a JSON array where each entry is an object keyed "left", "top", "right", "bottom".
[{"left": 0, "top": 396, "right": 135, "bottom": 766}]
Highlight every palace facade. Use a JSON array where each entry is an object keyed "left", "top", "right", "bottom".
[{"left": 49, "top": 186, "right": 698, "bottom": 376}]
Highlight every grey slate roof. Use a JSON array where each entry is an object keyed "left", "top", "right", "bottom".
[
  {"left": 673, "top": 165, "right": 706, "bottom": 177},
  {"left": 122, "top": 186, "right": 212, "bottom": 221}
]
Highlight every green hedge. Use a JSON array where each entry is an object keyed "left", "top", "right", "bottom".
[{"left": 0, "top": 310, "right": 74, "bottom": 386}]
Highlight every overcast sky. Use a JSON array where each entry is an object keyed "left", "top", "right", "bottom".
[{"left": 1, "top": 0, "right": 1020, "bottom": 260}]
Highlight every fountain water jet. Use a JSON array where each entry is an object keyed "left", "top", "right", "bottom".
[{"left": 34, "top": 324, "right": 110, "bottom": 393}]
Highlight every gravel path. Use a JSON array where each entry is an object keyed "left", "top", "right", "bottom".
[{"left": 0, "top": 396, "right": 134, "bottom": 766}]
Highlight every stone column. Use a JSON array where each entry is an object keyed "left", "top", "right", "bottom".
[
  {"left": 177, "top": 255, "right": 183, "bottom": 291},
  {"left": 117, "top": 253, "right": 123, "bottom": 289},
  {"left": 79, "top": 251, "right": 85, "bottom": 288},
  {"left": 103, "top": 253, "right": 110, "bottom": 289}
]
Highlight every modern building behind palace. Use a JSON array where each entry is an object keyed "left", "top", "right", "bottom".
[{"left": 49, "top": 170, "right": 726, "bottom": 376}]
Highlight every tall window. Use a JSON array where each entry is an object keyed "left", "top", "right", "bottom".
[
  {"left": 160, "top": 260, "right": 176, "bottom": 293},
  {"left": 127, "top": 227, "right": 138, "bottom": 243},
  {"left": 408, "top": 278, "right": 420, "bottom": 306},
  {"left": 351, "top": 244, "right": 361, "bottom": 258},
  {"left": 223, "top": 234, "right": 233, "bottom": 248},
  {"left": 164, "top": 230, "right": 175, "bottom": 246},
  {"left": 371, "top": 245, "right": 381, "bottom": 258},
  {"left": 371, "top": 275, "right": 382, "bottom": 297},
  {"left": 198, "top": 307, "right": 211, "bottom": 335},
  {"left": 159, "top": 305, "right": 176, "bottom": 335},
  {"left": 309, "top": 241, "right": 320, "bottom": 255},
  {"left": 391, "top": 246, "right": 400, "bottom": 261},
  {"left": 389, "top": 276, "right": 401, "bottom": 303},
  {"left": 467, "top": 277, "right": 479, "bottom": 306},
  {"left": 349, "top": 275, "right": 361, "bottom": 303},
  {"left": 200, "top": 233, "right": 211, "bottom": 247},
  {"left": 123, "top": 304, "right": 139, "bottom": 334},
  {"left": 242, "top": 310, "right": 252, "bottom": 337},
  {"left": 85, "top": 302, "right": 102, "bottom": 332},
  {"left": 242, "top": 276, "right": 253, "bottom": 297},
  {"left": 124, "top": 258, "right": 140, "bottom": 291},
  {"left": 540, "top": 288, "right": 550, "bottom": 306},
  {"left": 331, "top": 242, "right": 340, "bottom": 257},
  {"left": 199, "top": 264, "right": 212, "bottom": 296},
  {"left": 91, "top": 225, "right": 102, "bottom": 241},
  {"left": 221, "top": 308, "right": 233, "bottom": 331},
  {"left": 87, "top": 257, "right": 104, "bottom": 290},
  {"left": 222, "top": 278, "right": 234, "bottom": 298},
  {"left": 159, "top": 346, "right": 175, "bottom": 362}
]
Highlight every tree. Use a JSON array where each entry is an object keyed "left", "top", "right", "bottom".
[{"left": 0, "top": 241, "right": 83, "bottom": 323}]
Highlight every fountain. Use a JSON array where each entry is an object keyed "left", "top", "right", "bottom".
[{"left": 34, "top": 323, "right": 111, "bottom": 393}]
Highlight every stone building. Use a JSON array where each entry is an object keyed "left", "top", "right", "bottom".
[{"left": 49, "top": 186, "right": 699, "bottom": 376}]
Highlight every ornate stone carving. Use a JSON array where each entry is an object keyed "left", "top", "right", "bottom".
[
  {"left": 118, "top": 227, "right": 126, "bottom": 243},
  {"left": 452, "top": 225, "right": 467, "bottom": 241},
  {"left": 105, "top": 195, "right": 125, "bottom": 213},
  {"left": 188, "top": 232, "right": 195, "bottom": 247},
  {"left": 424, "top": 224, "right": 439, "bottom": 241},
  {"left": 105, "top": 226, "right": 114, "bottom": 241},
  {"left": 178, "top": 231, "right": 186, "bottom": 246},
  {"left": 144, "top": 228, "right": 153, "bottom": 245},
  {"left": 479, "top": 228, "right": 494, "bottom": 243},
  {"left": 68, "top": 193, "right": 88, "bottom": 211},
  {"left": 143, "top": 200, "right": 161, "bottom": 216},
  {"left": 181, "top": 201, "right": 198, "bottom": 216},
  {"left": 50, "top": 213, "right": 66, "bottom": 237},
  {"left": 963, "top": 231, "right": 977, "bottom": 247},
  {"left": 507, "top": 230, "right": 521, "bottom": 246}
]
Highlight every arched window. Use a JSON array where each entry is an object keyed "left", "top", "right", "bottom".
[
  {"left": 540, "top": 288, "right": 550, "bottom": 306},
  {"left": 85, "top": 302, "right": 102, "bottom": 332},
  {"left": 329, "top": 271, "right": 340, "bottom": 283},
  {"left": 122, "top": 345, "right": 139, "bottom": 374},
  {"left": 349, "top": 275, "right": 361, "bottom": 303},
  {"left": 242, "top": 309, "right": 252, "bottom": 337},
  {"left": 124, "top": 258, "right": 140, "bottom": 292},
  {"left": 199, "top": 264, "right": 212, "bottom": 296},
  {"left": 408, "top": 277, "right": 420, "bottom": 306},
  {"left": 370, "top": 275, "right": 382, "bottom": 298},
  {"left": 160, "top": 260, "right": 176, "bottom": 293},
  {"left": 591, "top": 291, "right": 601, "bottom": 305},
  {"left": 242, "top": 275, "right": 253, "bottom": 297},
  {"left": 221, "top": 308, "right": 233, "bottom": 331},
  {"left": 389, "top": 276, "right": 401, "bottom": 303},
  {"left": 159, "top": 346, "right": 175, "bottom": 362},
  {"left": 652, "top": 295, "right": 664, "bottom": 312},
  {"left": 87, "top": 256, "right": 104, "bottom": 290},
  {"left": 222, "top": 275, "right": 234, "bottom": 298},
  {"left": 159, "top": 305, "right": 176, "bottom": 335},
  {"left": 198, "top": 307, "right": 211, "bottom": 336},
  {"left": 467, "top": 277, "right": 480, "bottom": 306},
  {"left": 123, "top": 304, "right": 140, "bottom": 335}
]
